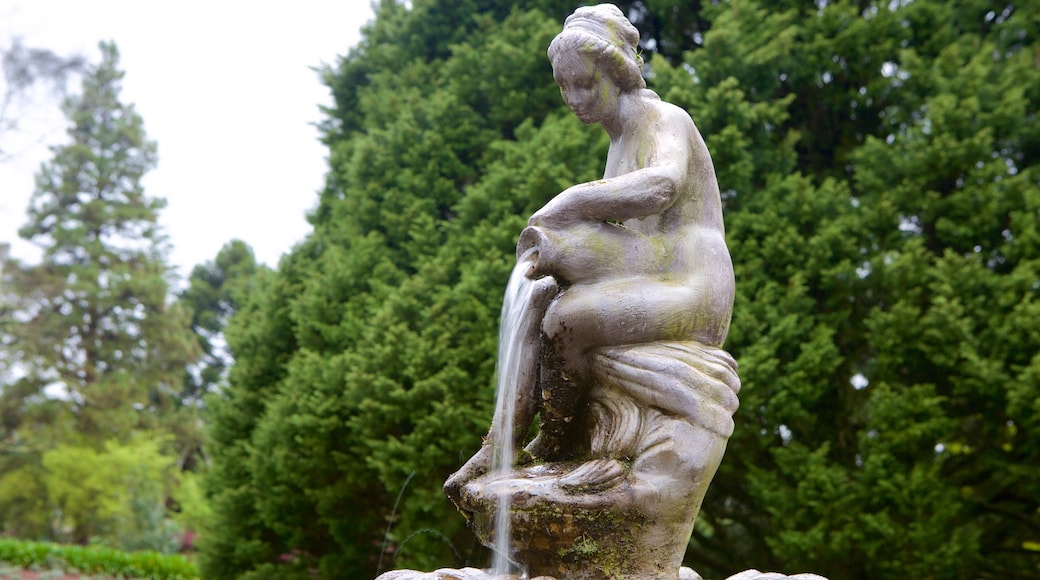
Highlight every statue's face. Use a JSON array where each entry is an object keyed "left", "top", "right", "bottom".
[{"left": 552, "top": 50, "right": 620, "bottom": 125}]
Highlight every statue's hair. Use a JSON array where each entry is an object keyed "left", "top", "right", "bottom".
[{"left": 548, "top": 4, "right": 645, "bottom": 92}]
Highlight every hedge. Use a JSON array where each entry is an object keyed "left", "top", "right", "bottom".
[{"left": 0, "top": 538, "right": 197, "bottom": 579}]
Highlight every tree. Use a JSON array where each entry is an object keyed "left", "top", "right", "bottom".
[
  {"left": 172, "top": 240, "right": 268, "bottom": 475},
  {"left": 2, "top": 40, "right": 198, "bottom": 442},
  {"left": 202, "top": 1, "right": 1040, "bottom": 578},
  {"left": 179, "top": 241, "right": 266, "bottom": 406},
  {"left": 42, "top": 436, "right": 178, "bottom": 549},
  {"left": 0, "top": 41, "right": 198, "bottom": 541},
  {"left": 201, "top": 4, "right": 592, "bottom": 577}
]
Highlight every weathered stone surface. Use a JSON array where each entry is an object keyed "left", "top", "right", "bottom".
[{"left": 452, "top": 342, "right": 739, "bottom": 579}]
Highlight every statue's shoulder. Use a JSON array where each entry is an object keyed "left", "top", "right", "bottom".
[
  {"left": 646, "top": 97, "right": 714, "bottom": 165},
  {"left": 639, "top": 94, "right": 698, "bottom": 136}
]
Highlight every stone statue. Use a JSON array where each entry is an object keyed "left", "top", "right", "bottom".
[
  {"left": 378, "top": 5, "right": 825, "bottom": 580},
  {"left": 441, "top": 5, "right": 737, "bottom": 577}
]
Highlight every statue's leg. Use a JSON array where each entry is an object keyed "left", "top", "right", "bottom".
[
  {"left": 521, "top": 319, "right": 592, "bottom": 462},
  {"left": 527, "top": 278, "right": 694, "bottom": 462}
]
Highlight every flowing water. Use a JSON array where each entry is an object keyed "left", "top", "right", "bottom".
[{"left": 490, "top": 248, "right": 539, "bottom": 576}]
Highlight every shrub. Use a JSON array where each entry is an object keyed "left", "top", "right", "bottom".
[{"left": 0, "top": 538, "right": 198, "bottom": 579}]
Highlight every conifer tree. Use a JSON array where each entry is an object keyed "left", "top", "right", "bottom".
[
  {"left": 179, "top": 241, "right": 265, "bottom": 406},
  {"left": 201, "top": 1, "right": 1040, "bottom": 578},
  {"left": 0, "top": 40, "right": 198, "bottom": 547},
  {"left": 0, "top": 41, "right": 197, "bottom": 447},
  {"left": 200, "top": 4, "right": 588, "bottom": 576},
  {"left": 649, "top": 2, "right": 1040, "bottom": 578}
]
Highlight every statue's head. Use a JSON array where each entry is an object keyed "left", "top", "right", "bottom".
[{"left": 547, "top": 4, "right": 645, "bottom": 93}]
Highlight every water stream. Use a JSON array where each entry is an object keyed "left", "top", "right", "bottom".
[{"left": 490, "top": 248, "right": 539, "bottom": 576}]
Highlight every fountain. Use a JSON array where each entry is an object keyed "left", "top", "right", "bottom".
[{"left": 377, "top": 5, "right": 826, "bottom": 579}]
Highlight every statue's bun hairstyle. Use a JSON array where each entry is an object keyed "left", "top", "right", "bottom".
[{"left": 548, "top": 4, "right": 645, "bottom": 92}]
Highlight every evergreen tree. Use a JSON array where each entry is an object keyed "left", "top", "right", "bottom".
[
  {"left": 168, "top": 240, "right": 268, "bottom": 474},
  {"left": 202, "top": 1, "right": 1040, "bottom": 578},
  {"left": 179, "top": 240, "right": 266, "bottom": 407},
  {"left": 0, "top": 41, "right": 199, "bottom": 543},
  {"left": 1, "top": 41, "right": 197, "bottom": 444},
  {"left": 201, "top": 3, "right": 592, "bottom": 576}
]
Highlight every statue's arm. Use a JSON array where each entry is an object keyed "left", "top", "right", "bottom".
[
  {"left": 529, "top": 128, "right": 689, "bottom": 228},
  {"left": 528, "top": 169, "right": 675, "bottom": 228}
]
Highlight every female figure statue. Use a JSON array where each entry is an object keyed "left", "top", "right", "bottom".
[{"left": 444, "top": 5, "right": 740, "bottom": 578}]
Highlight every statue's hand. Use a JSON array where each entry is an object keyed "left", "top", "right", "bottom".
[
  {"left": 559, "top": 458, "right": 627, "bottom": 494},
  {"left": 529, "top": 186, "right": 581, "bottom": 228},
  {"left": 527, "top": 207, "right": 556, "bottom": 228}
]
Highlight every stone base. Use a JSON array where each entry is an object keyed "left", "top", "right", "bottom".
[
  {"left": 454, "top": 460, "right": 693, "bottom": 580},
  {"left": 375, "top": 567, "right": 827, "bottom": 580},
  {"left": 375, "top": 565, "right": 704, "bottom": 579}
]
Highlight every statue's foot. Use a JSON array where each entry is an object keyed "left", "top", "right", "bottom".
[
  {"left": 460, "top": 458, "right": 628, "bottom": 508},
  {"left": 558, "top": 458, "right": 626, "bottom": 494},
  {"left": 444, "top": 444, "right": 493, "bottom": 503}
]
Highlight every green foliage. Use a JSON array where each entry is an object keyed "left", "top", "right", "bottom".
[
  {"left": 0, "top": 462, "right": 50, "bottom": 539},
  {"left": 0, "top": 537, "right": 197, "bottom": 579},
  {"left": 0, "top": 41, "right": 196, "bottom": 556},
  {"left": 1, "top": 40, "right": 199, "bottom": 448},
  {"left": 179, "top": 240, "right": 268, "bottom": 406},
  {"left": 202, "top": 3, "right": 603, "bottom": 577},
  {"left": 202, "top": 0, "right": 1040, "bottom": 578},
  {"left": 5, "top": 435, "right": 179, "bottom": 551},
  {"left": 169, "top": 471, "right": 212, "bottom": 542}
]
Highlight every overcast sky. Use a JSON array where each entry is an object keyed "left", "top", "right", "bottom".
[{"left": 1, "top": 1, "right": 373, "bottom": 284}]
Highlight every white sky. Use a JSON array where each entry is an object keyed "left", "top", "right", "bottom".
[{"left": 0, "top": 1, "right": 374, "bottom": 285}]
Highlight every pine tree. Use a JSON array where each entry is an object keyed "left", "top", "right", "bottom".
[
  {"left": 200, "top": 3, "right": 591, "bottom": 576},
  {"left": 179, "top": 241, "right": 266, "bottom": 406},
  {"left": 0, "top": 40, "right": 199, "bottom": 547},
  {"left": 0, "top": 41, "right": 197, "bottom": 448}
]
